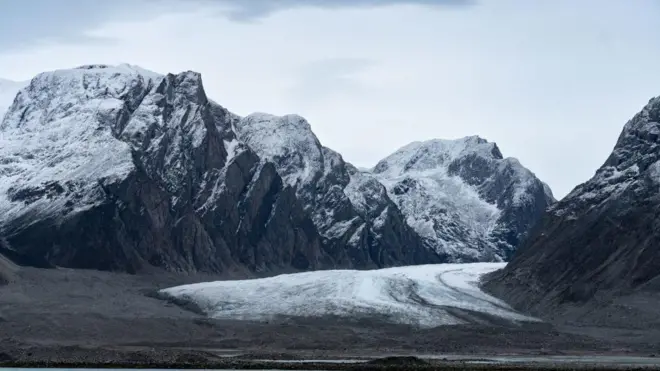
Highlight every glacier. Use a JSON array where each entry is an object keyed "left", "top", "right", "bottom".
[{"left": 160, "top": 262, "right": 538, "bottom": 328}]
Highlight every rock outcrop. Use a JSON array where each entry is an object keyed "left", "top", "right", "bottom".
[
  {"left": 0, "top": 64, "right": 555, "bottom": 274},
  {"left": 234, "top": 113, "right": 442, "bottom": 268},
  {"left": 485, "top": 96, "right": 660, "bottom": 314},
  {"left": 0, "top": 65, "right": 327, "bottom": 274}
]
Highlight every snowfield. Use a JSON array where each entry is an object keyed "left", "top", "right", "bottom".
[{"left": 161, "top": 263, "right": 537, "bottom": 327}]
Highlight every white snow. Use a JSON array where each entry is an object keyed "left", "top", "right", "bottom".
[
  {"left": 371, "top": 138, "right": 504, "bottom": 260},
  {"left": 552, "top": 98, "right": 660, "bottom": 216},
  {"left": 374, "top": 137, "right": 496, "bottom": 176},
  {"left": 649, "top": 161, "right": 660, "bottom": 183},
  {"left": 347, "top": 224, "right": 365, "bottom": 246},
  {"left": 561, "top": 164, "right": 641, "bottom": 209},
  {"left": 234, "top": 114, "right": 374, "bottom": 245},
  {"left": 368, "top": 136, "right": 553, "bottom": 261},
  {"left": 223, "top": 138, "right": 242, "bottom": 166},
  {"left": 343, "top": 168, "right": 390, "bottom": 220},
  {"left": 0, "top": 65, "right": 164, "bottom": 225},
  {"left": 161, "top": 262, "right": 537, "bottom": 327},
  {"left": 235, "top": 113, "right": 323, "bottom": 187}
]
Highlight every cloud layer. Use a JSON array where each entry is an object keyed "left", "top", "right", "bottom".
[{"left": 198, "top": 0, "right": 473, "bottom": 20}]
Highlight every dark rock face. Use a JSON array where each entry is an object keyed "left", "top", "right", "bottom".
[
  {"left": 0, "top": 66, "right": 328, "bottom": 274},
  {"left": 0, "top": 64, "right": 555, "bottom": 275},
  {"left": 485, "top": 96, "right": 660, "bottom": 314},
  {"left": 234, "top": 114, "right": 443, "bottom": 268}
]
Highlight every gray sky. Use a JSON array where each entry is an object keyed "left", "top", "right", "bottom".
[{"left": 1, "top": 0, "right": 659, "bottom": 199}]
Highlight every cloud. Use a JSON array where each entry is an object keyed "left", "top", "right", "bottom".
[
  {"left": 0, "top": 0, "right": 471, "bottom": 51},
  {"left": 288, "top": 58, "right": 376, "bottom": 106},
  {"left": 1, "top": 0, "right": 659, "bottom": 200},
  {"left": 192, "top": 0, "right": 474, "bottom": 21},
  {"left": 0, "top": 0, "right": 178, "bottom": 51}
]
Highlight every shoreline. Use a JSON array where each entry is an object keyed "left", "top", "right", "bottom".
[
  {"left": 4, "top": 358, "right": 660, "bottom": 370},
  {"left": 3, "top": 347, "right": 660, "bottom": 370}
]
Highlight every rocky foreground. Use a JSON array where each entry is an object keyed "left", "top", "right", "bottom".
[{"left": 2, "top": 265, "right": 660, "bottom": 369}]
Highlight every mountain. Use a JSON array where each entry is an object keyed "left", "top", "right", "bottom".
[
  {"left": 0, "top": 78, "right": 27, "bottom": 119},
  {"left": 0, "top": 64, "right": 554, "bottom": 274},
  {"left": 234, "top": 113, "right": 443, "bottom": 268},
  {"left": 485, "top": 96, "right": 660, "bottom": 319},
  {"left": 371, "top": 137, "right": 555, "bottom": 262},
  {"left": 160, "top": 262, "right": 537, "bottom": 327},
  {"left": 0, "top": 64, "right": 329, "bottom": 274}
]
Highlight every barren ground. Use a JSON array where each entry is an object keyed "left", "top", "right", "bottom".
[{"left": 1, "top": 265, "right": 659, "bottom": 366}]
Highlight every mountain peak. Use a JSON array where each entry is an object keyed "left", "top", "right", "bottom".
[
  {"left": 370, "top": 135, "right": 554, "bottom": 261},
  {"left": 0, "top": 62, "right": 556, "bottom": 274},
  {"left": 73, "top": 63, "right": 161, "bottom": 78},
  {"left": 486, "top": 94, "right": 660, "bottom": 316},
  {"left": 554, "top": 95, "right": 660, "bottom": 216},
  {"left": 372, "top": 136, "right": 504, "bottom": 176},
  {"left": 236, "top": 113, "right": 321, "bottom": 187}
]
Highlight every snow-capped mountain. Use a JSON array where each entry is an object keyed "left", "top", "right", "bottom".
[
  {"left": 372, "top": 137, "right": 555, "bottom": 262},
  {"left": 0, "top": 64, "right": 328, "bottom": 273},
  {"left": 234, "top": 113, "right": 443, "bottom": 268},
  {"left": 160, "top": 262, "right": 537, "bottom": 327},
  {"left": 0, "top": 64, "right": 554, "bottom": 274},
  {"left": 486, "top": 95, "right": 660, "bottom": 314}
]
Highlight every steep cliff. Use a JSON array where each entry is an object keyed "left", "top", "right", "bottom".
[
  {"left": 485, "top": 96, "right": 660, "bottom": 318},
  {"left": 0, "top": 65, "right": 328, "bottom": 274},
  {"left": 0, "top": 64, "right": 555, "bottom": 274},
  {"left": 234, "top": 113, "right": 442, "bottom": 268}
]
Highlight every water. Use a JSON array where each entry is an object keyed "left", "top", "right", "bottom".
[{"left": 4, "top": 355, "right": 660, "bottom": 369}]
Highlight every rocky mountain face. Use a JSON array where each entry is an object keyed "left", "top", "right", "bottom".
[
  {"left": 372, "top": 138, "right": 555, "bottom": 262},
  {"left": 234, "top": 114, "right": 442, "bottom": 268},
  {"left": 0, "top": 64, "right": 554, "bottom": 274},
  {"left": 485, "top": 96, "right": 660, "bottom": 315},
  {"left": 0, "top": 65, "right": 328, "bottom": 274}
]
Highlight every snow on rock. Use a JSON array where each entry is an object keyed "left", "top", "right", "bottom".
[
  {"left": 0, "top": 64, "right": 330, "bottom": 274},
  {"left": 0, "top": 79, "right": 28, "bottom": 120},
  {"left": 371, "top": 136, "right": 554, "bottom": 261},
  {"left": 161, "top": 262, "right": 537, "bottom": 327},
  {"left": 235, "top": 113, "right": 323, "bottom": 187},
  {"left": 234, "top": 113, "right": 443, "bottom": 268},
  {"left": 553, "top": 96, "right": 660, "bottom": 216},
  {"left": 0, "top": 65, "right": 160, "bottom": 226},
  {"left": 486, "top": 95, "right": 660, "bottom": 309},
  {"left": 235, "top": 113, "right": 552, "bottom": 264}
]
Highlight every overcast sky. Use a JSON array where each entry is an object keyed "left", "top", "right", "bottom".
[{"left": 1, "top": 0, "right": 659, "bottom": 199}]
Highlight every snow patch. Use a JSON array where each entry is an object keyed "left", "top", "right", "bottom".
[
  {"left": 649, "top": 161, "right": 660, "bottom": 182},
  {"left": 223, "top": 138, "right": 241, "bottom": 166}
]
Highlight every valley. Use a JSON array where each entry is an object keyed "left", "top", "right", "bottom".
[{"left": 0, "top": 64, "right": 659, "bottom": 367}]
